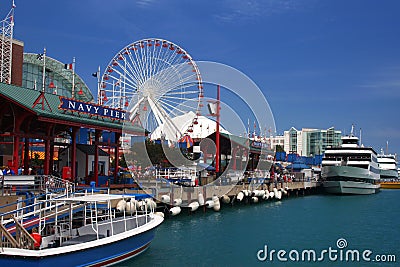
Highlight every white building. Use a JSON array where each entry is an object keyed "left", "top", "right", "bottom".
[{"left": 266, "top": 135, "right": 285, "bottom": 151}]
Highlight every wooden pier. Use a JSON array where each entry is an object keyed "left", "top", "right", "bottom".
[{"left": 116, "top": 180, "right": 321, "bottom": 207}]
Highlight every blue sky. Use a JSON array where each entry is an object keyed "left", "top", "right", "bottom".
[{"left": 2, "top": 0, "right": 400, "bottom": 154}]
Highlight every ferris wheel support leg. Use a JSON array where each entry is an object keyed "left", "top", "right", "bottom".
[
  {"left": 128, "top": 96, "right": 145, "bottom": 121},
  {"left": 148, "top": 96, "right": 182, "bottom": 142}
]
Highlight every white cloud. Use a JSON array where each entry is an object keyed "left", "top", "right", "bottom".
[
  {"left": 357, "top": 66, "right": 400, "bottom": 97},
  {"left": 135, "top": 0, "right": 156, "bottom": 8},
  {"left": 213, "top": 0, "right": 316, "bottom": 23}
]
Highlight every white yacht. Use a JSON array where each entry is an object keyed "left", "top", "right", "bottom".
[
  {"left": 321, "top": 127, "right": 380, "bottom": 194},
  {"left": 377, "top": 150, "right": 398, "bottom": 180}
]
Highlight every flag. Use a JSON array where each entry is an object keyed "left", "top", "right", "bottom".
[
  {"left": 92, "top": 72, "right": 98, "bottom": 77},
  {"left": 36, "top": 54, "right": 43, "bottom": 60},
  {"left": 64, "top": 63, "right": 73, "bottom": 70}
]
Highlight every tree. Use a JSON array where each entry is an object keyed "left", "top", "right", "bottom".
[{"left": 275, "top": 145, "right": 284, "bottom": 152}]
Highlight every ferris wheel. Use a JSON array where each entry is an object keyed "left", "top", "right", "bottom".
[{"left": 100, "top": 38, "right": 203, "bottom": 142}]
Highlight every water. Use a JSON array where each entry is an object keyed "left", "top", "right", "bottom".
[{"left": 118, "top": 190, "right": 399, "bottom": 266}]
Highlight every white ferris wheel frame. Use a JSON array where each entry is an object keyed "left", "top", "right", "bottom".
[{"left": 100, "top": 38, "right": 204, "bottom": 142}]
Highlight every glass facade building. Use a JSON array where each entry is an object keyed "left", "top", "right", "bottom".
[
  {"left": 284, "top": 127, "right": 342, "bottom": 156},
  {"left": 22, "top": 53, "right": 94, "bottom": 102}
]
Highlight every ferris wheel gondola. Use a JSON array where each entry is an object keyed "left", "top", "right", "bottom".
[{"left": 100, "top": 38, "right": 203, "bottom": 142}]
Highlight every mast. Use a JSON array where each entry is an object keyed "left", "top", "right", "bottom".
[
  {"left": 0, "top": 1, "right": 15, "bottom": 84},
  {"left": 96, "top": 65, "right": 101, "bottom": 104},
  {"left": 72, "top": 57, "right": 76, "bottom": 98},
  {"left": 41, "top": 48, "right": 46, "bottom": 92},
  {"left": 386, "top": 140, "right": 389, "bottom": 155}
]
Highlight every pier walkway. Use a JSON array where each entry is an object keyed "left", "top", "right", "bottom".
[{"left": 118, "top": 180, "right": 320, "bottom": 204}]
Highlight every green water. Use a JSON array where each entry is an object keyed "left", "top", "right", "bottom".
[{"left": 119, "top": 190, "right": 399, "bottom": 266}]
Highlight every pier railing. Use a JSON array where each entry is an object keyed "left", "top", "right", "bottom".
[{"left": 1, "top": 175, "right": 73, "bottom": 196}]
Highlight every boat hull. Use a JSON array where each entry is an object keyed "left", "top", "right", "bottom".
[
  {"left": 322, "top": 166, "right": 380, "bottom": 195},
  {"left": 323, "top": 180, "right": 380, "bottom": 194},
  {"left": 379, "top": 169, "right": 399, "bottom": 179},
  {"left": 380, "top": 181, "right": 400, "bottom": 189},
  {"left": 0, "top": 215, "right": 163, "bottom": 267}
]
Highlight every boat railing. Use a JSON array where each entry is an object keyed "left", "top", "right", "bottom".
[
  {"left": 154, "top": 167, "right": 197, "bottom": 185},
  {"left": 0, "top": 189, "right": 85, "bottom": 235},
  {"left": 0, "top": 216, "right": 36, "bottom": 250},
  {"left": 80, "top": 195, "right": 153, "bottom": 241},
  {"left": 54, "top": 222, "right": 72, "bottom": 245}
]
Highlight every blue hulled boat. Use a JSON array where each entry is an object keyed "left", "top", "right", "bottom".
[{"left": 0, "top": 193, "right": 163, "bottom": 266}]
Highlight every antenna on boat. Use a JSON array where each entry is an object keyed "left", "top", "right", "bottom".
[
  {"left": 386, "top": 140, "right": 389, "bottom": 154},
  {"left": 359, "top": 128, "right": 362, "bottom": 146},
  {"left": 350, "top": 124, "right": 355, "bottom": 136}
]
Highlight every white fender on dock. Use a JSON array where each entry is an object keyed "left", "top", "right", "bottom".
[
  {"left": 116, "top": 199, "right": 127, "bottom": 212},
  {"left": 253, "top": 190, "right": 264, "bottom": 198},
  {"left": 146, "top": 199, "right": 157, "bottom": 210},
  {"left": 236, "top": 191, "right": 244, "bottom": 202},
  {"left": 188, "top": 201, "right": 200, "bottom": 211},
  {"left": 138, "top": 200, "right": 147, "bottom": 211},
  {"left": 161, "top": 195, "right": 170, "bottom": 203},
  {"left": 173, "top": 198, "right": 182, "bottom": 206},
  {"left": 243, "top": 190, "right": 250, "bottom": 197},
  {"left": 269, "top": 191, "right": 275, "bottom": 199},
  {"left": 198, "top": 193, "right": 205, "bottom": 206},
  {"left": 205, "top": 199, "right": 214, "bottom": 208},
  {"left": 276, "top": 190, "right": 282, "bottom": 200},
  {"left": 264, "top": 190, "right": 270, "bottom": 200},
  {"left": 212, "top": 195, "right": 221, "bottom": 211},
  {"left": 126, "top": 200, "right": 138, "bottom": 212},
  {"left": 169, "top": 206, "right": 181, "bottom": 216},
  {"left": 281, "top": 188, "right": 288, "bottom": 195},
  {"left": 221, "top": 195, "right": 230, "bottom": 204},
  {"left": 251, "top": 196, "right": 259, "bottom": 203},
  {"left": 273, "top": 188, "right": 279, "bottom": 199},
  {"left": 213, "top": 202, "right": 221, "bottom": 211}
]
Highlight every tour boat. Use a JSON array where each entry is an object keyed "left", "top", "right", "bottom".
[
  {"left": 0, "top": 192, "right": 163, "bottom": 266},
  {"left": 321, "top": 127, "right": 380, "bottom": 195}
]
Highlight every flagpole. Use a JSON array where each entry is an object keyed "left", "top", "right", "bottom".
[
  {"left": 41, "top": 48, "right": 46, "bottom": 92},
  {"left": 97, "top": 66, "right": 101, "bottom": 105},
  {"left": 72, "top": 57, "right": 76, "bottom": 98},
  {"left": 215, "top": 84, "right": 220, "bottom": 173}
]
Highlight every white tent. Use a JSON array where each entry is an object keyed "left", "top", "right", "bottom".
[{"left": 150, "top": 111, "right": 230, "bottom": 141}]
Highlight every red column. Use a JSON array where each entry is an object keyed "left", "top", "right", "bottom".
[
  {"left": 114, "top": 132, "right": 121, "bottom": 183},
  {"left": 12, "top": 134, "right": 20, "bottom": 174},
  {"left": 49, "top": 140, "right": 54, "bottom": 175},
  {"left": 71, "top": 127, "right": 79, "bottom": 181},
  {"left": 94, "top": 129, "right": 101, "bottom": 186},
  {"left": 11, "top": 112, "right": 26, "bottom": 174},
  {"left": 23, "top": 138, "right": 30, "bottom": 175},
  {"left": 232, "top": 147, "right": 238, "bottom": 170},
  {"left": 44, "top": 138, "right": 51, "bottom": 175}
]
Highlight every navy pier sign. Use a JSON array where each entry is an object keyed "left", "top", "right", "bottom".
[{"left": 59, "top": 97, "right": 127, "bottom": 121}]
